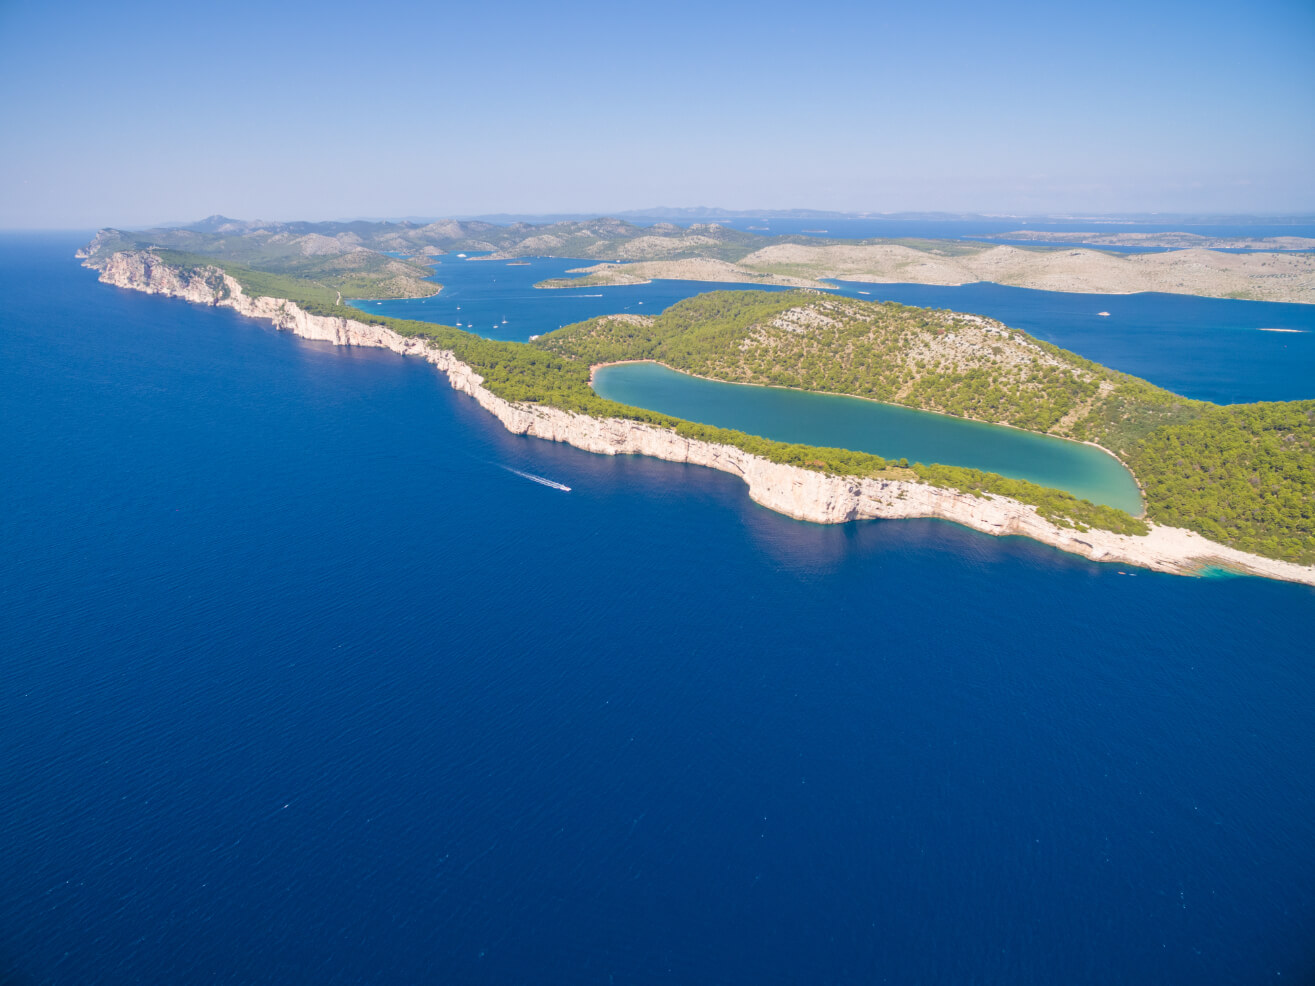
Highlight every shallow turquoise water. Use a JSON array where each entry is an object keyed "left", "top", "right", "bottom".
[{"left": 593, "top": 361, "right": 1144, "bottom": 513}]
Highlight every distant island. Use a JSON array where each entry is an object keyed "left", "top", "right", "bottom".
[
  {"left": 977, "top": 230, "right": 1315, "bottom": 251},
  {"left": 85, "top": 215, "right": 1315, "bottom": 305},
  {"left": 78, "top": 222, "right": 1315, "bottom": 584},
  {"left": 532, "top": 239, "right": 1315, "bottom": 303}
]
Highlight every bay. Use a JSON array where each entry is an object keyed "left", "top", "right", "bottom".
[{"left": 352, "top": 254, "right": 797, "bottom": 342}]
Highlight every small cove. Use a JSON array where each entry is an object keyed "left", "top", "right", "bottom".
[{"left": 592, "top": 361, "right": 1144, "bottom": 514}]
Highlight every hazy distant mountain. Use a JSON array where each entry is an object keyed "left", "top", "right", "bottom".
[{"left": 619, "top": 207, "right": 858, "bottom": 220}]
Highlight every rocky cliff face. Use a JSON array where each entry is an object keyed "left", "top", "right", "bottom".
[{"left": 92, "top": 250, "right": 1315, "bottom": 586}]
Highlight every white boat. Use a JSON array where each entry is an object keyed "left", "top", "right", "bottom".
[{"left": 1098, "top": 311, "right": 1111, "bottom": 317}]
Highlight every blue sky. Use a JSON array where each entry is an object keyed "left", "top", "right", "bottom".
[{"left": 1, "top": 0, "right": 1311, "bottom": 226}]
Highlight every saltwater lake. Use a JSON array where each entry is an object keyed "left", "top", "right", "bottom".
[
  {"left": 3, "top": 234, "right": 1313, "bottom": 985},
  {"left": 594, "top": 362, "right": 1143, "bottom": 513}
]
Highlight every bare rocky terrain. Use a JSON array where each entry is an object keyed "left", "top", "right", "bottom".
[{"left": 554, "top": 243, "right": 1315, "bottom": 303}]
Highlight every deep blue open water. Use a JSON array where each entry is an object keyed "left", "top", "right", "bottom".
[{"left": 3, "top": 234, "right": 1314, "bottom": 985}]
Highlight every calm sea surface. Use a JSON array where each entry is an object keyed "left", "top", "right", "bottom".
[
  {"left": 593, "top": 362, "right": 1143, "bottom": 513},
  {"left": 3, "top": 233, "right": 1314, "bottom": 985},
  {"left": 612, "top": 216, "right": 1315, "bottom": 242},
  {"left": 352, "top": 254, "right": 797, "bottom": 342},
  {"left": 823, "top": 280, "right": 1315, "bottom": 405}
]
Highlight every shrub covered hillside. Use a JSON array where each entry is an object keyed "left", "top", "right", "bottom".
[
  {"left": 535, "top": 290, "right": 1204, "bottom": 456},
  {"left": 1130, "top": 401, "right": 1315, "bottom": 563},
  {"left": 538, "top": 291, "right": 1315, "bottom": 564}
]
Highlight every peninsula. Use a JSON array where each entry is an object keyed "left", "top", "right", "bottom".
[{"left": 80, "top": 232, "right": 1315, "bottom": 586}]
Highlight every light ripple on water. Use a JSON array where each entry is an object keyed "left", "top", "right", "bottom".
[{"left": 1, "top": 235, "right": 1313, "bottom": 985}]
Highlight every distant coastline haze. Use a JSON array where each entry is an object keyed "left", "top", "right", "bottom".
[{"left": 1, "top": 0, "right": 1312, "bottom": 227}]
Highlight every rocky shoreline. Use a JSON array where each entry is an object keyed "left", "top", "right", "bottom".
[{"left": 90, "top": 250, "right": 1315, "bottom": 586}]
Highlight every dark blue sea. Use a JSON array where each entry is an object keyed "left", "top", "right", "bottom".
[{"left": 3, "top": 233, "right": 1314, "bottom": 985}]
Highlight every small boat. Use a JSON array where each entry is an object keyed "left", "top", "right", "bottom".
[{"left": 1098, "top": 311, "right": 1111, "bottom": 317}]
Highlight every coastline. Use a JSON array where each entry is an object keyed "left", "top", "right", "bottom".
[{"left": 89, "top": 250, "right": 1315, "bottom": 587}]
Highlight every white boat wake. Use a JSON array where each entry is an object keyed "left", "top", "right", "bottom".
[{"left": 500, "top": 466, "right": 571, "bottom": 491}]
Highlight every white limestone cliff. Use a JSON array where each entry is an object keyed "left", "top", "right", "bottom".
[{"left": 91, "top": 251, "right": 1315, "bottom": 586}]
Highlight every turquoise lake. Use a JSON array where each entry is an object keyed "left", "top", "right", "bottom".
[{"left": 593, "top": 362, "right": 1145, "bottom": 514}]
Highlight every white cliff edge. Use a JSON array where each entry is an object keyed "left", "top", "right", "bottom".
[{"left": 91, "top": 251, "right": 1315, "bottom": 587}]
